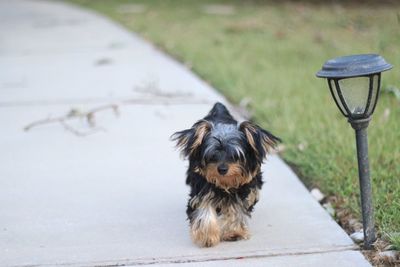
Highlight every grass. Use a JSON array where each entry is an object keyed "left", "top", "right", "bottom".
[
  {"left": 69, "top": 0, "right": 400, "bottom": 248},
  {"left": 386, "top": 232, "right": 400, "bottom": 250}
]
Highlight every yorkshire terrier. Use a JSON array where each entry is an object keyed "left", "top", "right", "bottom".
[{"left": 172, "top": 102, "right": 280, "bottom": 247}]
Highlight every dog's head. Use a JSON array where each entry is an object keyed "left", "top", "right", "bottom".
[{"left": 172, "top": 103, "right": 280, "bottom": 189}]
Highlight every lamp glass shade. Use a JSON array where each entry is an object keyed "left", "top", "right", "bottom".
[
  {"left": 317, "top": 54, "right": 392, "bottom": 120},
  {"left": 366, "top": 74, "right": 380, "bottom": 115},
  {"left": 338, "top": 76, "right": 370, "bottom": 116},
  {"left": 329, "top": 79, "right": 348, "bottom": 116}
]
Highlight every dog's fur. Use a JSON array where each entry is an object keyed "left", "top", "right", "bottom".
[{"left": 172, "top": 103, "right": 280, "bottom": 247}]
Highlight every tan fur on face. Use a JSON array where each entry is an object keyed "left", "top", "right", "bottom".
[{"left": 201, "top": 163, "right": 252, "bottom": 190}]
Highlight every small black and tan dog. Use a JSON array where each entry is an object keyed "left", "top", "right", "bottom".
[{"left": 172, "top": 102, "right": 280, "bottom": 247}]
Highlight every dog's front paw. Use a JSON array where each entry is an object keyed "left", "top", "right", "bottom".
[
  {"left": 191, "top": 226, "right": 220, "bottom": 247},
  {"left": 221, "top": 228, "right": 250, "bottom": 242},
  {"left": 190, "top": 208, "right": 220, "bottom": 247}
]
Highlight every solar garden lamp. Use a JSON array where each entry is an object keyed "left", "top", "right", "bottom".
[{"left": 316, "top": 54, "right": 392, "bottom": 249}]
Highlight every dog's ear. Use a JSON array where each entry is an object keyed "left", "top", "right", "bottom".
[
  {"left": 239, "top": 121, "right": 281, "bottom": 159},
  {"left": 171, "top": 120, "right": 212, "bottom": 158}
]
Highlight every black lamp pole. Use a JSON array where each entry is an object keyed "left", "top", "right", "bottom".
[
  {"left": 350, "top": 118, "right": 375, "bottom": 248},
  {"left": 316, "top": 54, "right": 392, "bottom": 249}
]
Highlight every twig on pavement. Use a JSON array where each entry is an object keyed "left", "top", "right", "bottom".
[{"left": 24, "top": 104, "right": 119, "bottom": 136}]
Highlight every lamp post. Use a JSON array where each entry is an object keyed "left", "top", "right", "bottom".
[{"left": 316, "top": 54, "right": 392, "bottom": 249}]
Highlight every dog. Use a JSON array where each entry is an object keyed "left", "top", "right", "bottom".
[{"left": 172, "top": 102, "right": 280, "bottom": 247}]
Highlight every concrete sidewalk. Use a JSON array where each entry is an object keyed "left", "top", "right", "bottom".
[{"left": 0, "top": 1, "right": 370, "bottom": 266}]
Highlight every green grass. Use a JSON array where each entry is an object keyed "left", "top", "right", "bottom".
[
  {"left": 386, "top": 232, "right": 400, "bottom": 250},
  {"left": 69, "top": 0, "right": 400, "bottom": 244}
]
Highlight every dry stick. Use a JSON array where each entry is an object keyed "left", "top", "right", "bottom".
[
  {"left": 24, "top": 116, "right": 69, "bottom": 132},
  {"left": 23, "top": 97, "right": 211, "bottom": 136},
  {"left": 23, "top": 104, "right": 119, "bottom": 136},
  {"left": 59, "top": 120, "right": 105, "bottom": 137},
  {"left": 85, "top": 104, "right": 119, "bottom": 117},
  {"left": 85, "top": 104, "right": 119, "bottom": 127}
]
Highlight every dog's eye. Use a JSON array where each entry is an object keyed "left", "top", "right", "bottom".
[
  {"left": 209, "top": 153, "right": 219, "bottom": 163},
  {"left": 232, "top": 153, "right": 245, "bottom": 162}
]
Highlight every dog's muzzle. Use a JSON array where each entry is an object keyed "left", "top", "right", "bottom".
[{"left": 217, "top": 164, "right": 228, "bottom": 175}]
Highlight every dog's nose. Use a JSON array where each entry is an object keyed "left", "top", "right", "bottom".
[{"left": 217, "top": 164, "right": 228, "bottom": 175}]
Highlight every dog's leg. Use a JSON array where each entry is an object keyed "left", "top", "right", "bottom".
[
  {"left": 244, "top": 187, "right": 260, "bottom": 213},
  {"left": 188, "top": 192, "right": 220, "bottom": 247},
  {"left": 219, "top": 202, "right": 250, "bottom": 242},
  {"left": 190, "top": 205, "right": 220, "bottom": 247},
  {"left": 220, "top": 187, "right": 259, "bottom": 241}
]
